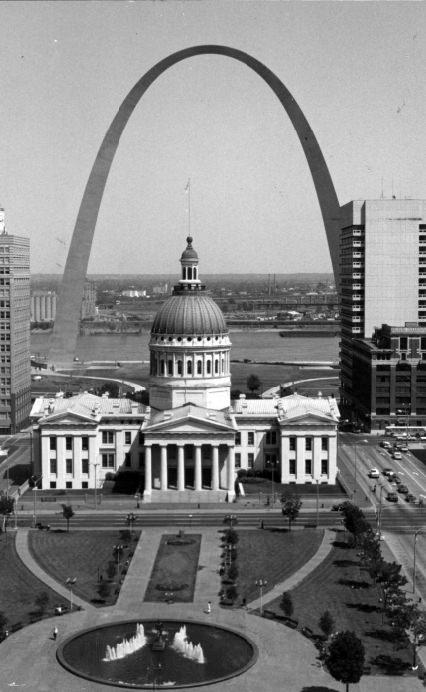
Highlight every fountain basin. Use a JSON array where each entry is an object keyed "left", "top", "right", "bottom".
[{"left": 57, "top": 619, "right": 257, "bottom": 688}]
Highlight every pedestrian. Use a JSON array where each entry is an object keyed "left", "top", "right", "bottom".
[
  {"left": 206, "top": 601, "right": 211, "bottom": 614},
  {"left": 52, "top": 626, "right": 58, "bottom": 640}
]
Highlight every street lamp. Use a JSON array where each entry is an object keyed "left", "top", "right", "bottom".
[
  {"left": 315, "top": 479, "right": 320, "bottom": 528},
  {"left": 413, "top": 529, "right": 424, "bottom": 594},
  {"left": 126, "top": 512, "right": 136, "bottom": 533},
  {"left": 255, "top": 578, "right": 268, "bottom": 616},
  {"left": 91, "top": 461, "right": 100, "bottom": 509},
  {"left": 32, "top": 486, "right": 38, "bottom": 528},
  {"left": 188, "top": 514, "right": 193, "bottom": 531},
  {"left": 66, "top": 577, "right": 77, "bottom": 611}
]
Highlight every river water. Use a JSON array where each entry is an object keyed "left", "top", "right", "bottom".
[{"left": 31, "top": 330, "right": 339, "bottom": 364}]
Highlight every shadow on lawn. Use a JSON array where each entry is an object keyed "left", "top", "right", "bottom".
[
  {"left": 301, "top": 687, "right": 340, "bottom": 692},
  {"left": 370, "top": 653, "right": 410, "bottom": 675},
  {"left": 332, "top": 540, "right": 352, "bottom": 549},
  {"left": 333, "top": 558, "right": 359, "bottom": 568},
  {"left": 346, "top": 602, "right": 380, "bottom": 613},
  {"left": 337, "top": 578, "right": 370, "bottom": 589},
  {"left": 365, "top": 628, "right": 403, "bottom": 644}
]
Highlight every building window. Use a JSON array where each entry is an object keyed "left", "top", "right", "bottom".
[
  {"left": 50, "top": 459, "right": 57, "bottom": 474},
  {"left": 160, "top": 360, "right": 165, "bottom": 375},
  {"left": 82, "top": 481, "right": 88, "bottom": 489},
  {"left": 50, "top": 481, "right": 56, "bottom": 489},
  {"left": 305, "top": 438, "right": 312, "bottom": 451},
  {"left": 82, "top": 436, "right": 89, "bottom": 451},
  {"left": 66, "top": 481, "right": 72, "bottom": 489},
  {"left": 321, "top": 437, "right": 328, "bottom": 451},
  {"left": 49, "top": 437, "right": 57, "bottom": 451},
  {"left": 66, "top": 458, "right": 73, "bottom": 475},
  {"left": 235, "top": 432, "right": 241, "bottom": 446},
  {"left": 247, "top": 453, "right": 254, "bottom": 469},
  {"left": 125, "top": 431, "right": 131, "bottom": 445},
  {"left": 167, "top": 360, "right": 173, "bottom": 375},
  {"left": 197, "top": 360, "right": 202, "bottom": 375},
  {"left": 305, "top": 459, "right": 312, "bottom": 475},
  {"left": 82, "top": 459, "right": 89, "bottom": 474},
  {"left": 102, "top": 453, "right": 115, "bottom": 468},
  {"left": 289, "top": 437, "right": 296, "bottom": 451},
  {"left": 321, "top": 459, "right": 328, "bottom": 475},
  {"left": 289, "top": 459, "right": 296, "bottom": 475},
  {"left": 124, "top": 452, "right": 131, "bottom": 467},
  {"left": 207, "top": 360, "right": 211, "bottom": 375},
  {"left": 235, "top": 453, "right": 241, "bottom": 468},
  {"left": 215, "top": 359, "right": 219, "bottom": 374},
  {"left": 247, "top": 431, "right": 255, "bottom": 445},
  {"left": 187, "top": 360, "right": 192, "bottom": 375},
  {"left": 266, "top": 431, "right": 277, "bottom": 445},
  {"left": 65, "top": 436, "right": 73, "bottom": 451},
  {"left": 177, "top": 360, "right": 182, "bottom": 375},
  {"left": 102, "top": 431, "right": 114, "bottom": 444}
]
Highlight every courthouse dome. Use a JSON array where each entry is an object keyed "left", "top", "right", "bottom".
[{"left": 151, "top": 292, "right": 227, "bottom": 336}]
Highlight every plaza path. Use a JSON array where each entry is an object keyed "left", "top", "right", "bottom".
[{"left": 1, "top": 526, "right": 424, "bottom": 692}]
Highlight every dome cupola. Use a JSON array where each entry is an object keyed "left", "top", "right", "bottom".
[{"left": 149, "top": 237, "right": 231, "bottom": 411}]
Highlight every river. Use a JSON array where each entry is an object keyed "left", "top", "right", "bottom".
[{"left": 31, "top": 330, "right": 339, "bottom": 364}]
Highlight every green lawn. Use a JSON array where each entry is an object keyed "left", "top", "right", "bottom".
[
  {"left": 28, "top": 529, "right": 139, "bottom": 606},
  {"left": 0, "top": 534, "right": 61, "bottom": 631},
  {"left": 231, "top": 528, "right": 324, "bottom": 602},
  {"left": 144, "top": 533, "right": 201, "bottom": 603},
  {"left": 263, "top": 533, "right": 417, "bottom": 676}
]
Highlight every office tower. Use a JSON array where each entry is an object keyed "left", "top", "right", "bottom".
[
  {"left": 0, "top": 208, "right": 31, "bottom": 433},
  {"left": 340, "top": 199, "right": 426, "bottom": 430},
  {"left": 80, "top": 279, "right": 97, "bottom": 320}
]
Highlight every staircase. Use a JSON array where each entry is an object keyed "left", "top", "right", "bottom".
[{"left": 145, "top": 489, "right": 228, "bottom": 504}]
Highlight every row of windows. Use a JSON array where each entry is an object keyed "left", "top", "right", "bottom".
[
  {"left": 153, "top": 357, "right": 226, "bottom": 377},
  {"left": 50, "top": 458, "right": 89, "bottom": 474},
  {"left": 235, "top": 431, "right": 277, "bottom": 446},
  {"left": 289, "top": 459, "right": 329, "bottom": 475},
  {"left": 289, "top": 437, "right": 329, "bottom": 451}
]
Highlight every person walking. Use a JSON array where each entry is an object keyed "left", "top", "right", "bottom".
[
  {"left": 52, "top": 626, "right": 58, "bottom": 640},
  {"left": 206, "top": 601, "right": 211, "bottom": 614}
]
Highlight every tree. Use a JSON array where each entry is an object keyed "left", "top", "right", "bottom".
[
  {"left": 325, "top": 630, "right": 365, "bottom": 692},
  {"left": 61, "top": 504, "right": 75, "bottom": 532},
  {"left": 319, "top": 610, "right": 335, "bottom": 639},
  {"left": 0, "top": 497, "right": 14, "bottom": 515},
  {"left": 0, "top": 611, "right": 8, "bottom": 636},
  {"left": 281, "top": 494, "right": 302, "bottom": 531},
  {"left": 246, "top": 374, "right": 261, "bottom": 393},
  {"left": 339, "top": 502, "right": 370, "bottom": 546},
  {"left": 280, "top": 591, "right": 293, "bottom": 618}
]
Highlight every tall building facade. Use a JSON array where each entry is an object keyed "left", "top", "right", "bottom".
[
  {"left": 80, "top": 279, "right": 97, "bottom": 320},
  {"left": 31, "top": 291, "right": 57, "bottom": 323},
  {"left": 0, "top": 208, "right": 31, "bottom": 433},
  {"left": 340, "top": 199, "right": 426, "bottom": 429}
]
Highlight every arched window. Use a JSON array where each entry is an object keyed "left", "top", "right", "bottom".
[
  {"left": 214, "top": 359, "right": 219, "bottom": 374},
  {"left": 194, "top": 268, "right": 197, "bottom": 280},
  {"left": 168, "top": 360, "right": 173, "bottom": 375},
  {"left": 207, "top": 360, "right": 211, "bottom": 375},
  {"left": 177, "top": 360, "right": 182, "bottom": 375},
  {"left": 197, "top": 360, "right": 202, "bottom": 375},
  {"left": 160, "top": 359, "right": 165, "bottom": 375},
  {"left": 187, "top": 360, "right": 192, "bottom": 375},
  {"left": 221, "top": 357, "right": 225, "bottom": 373},
  {"left": 188, "top": 267, "right": 192, "bottom": 280}
]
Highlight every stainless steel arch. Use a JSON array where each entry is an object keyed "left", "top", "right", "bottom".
[{"left": 49, "top": 45, "right": 341, "bottom": 368}]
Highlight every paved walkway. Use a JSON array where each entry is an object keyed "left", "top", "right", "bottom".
[{"left": 1, "top": 526, "right": 425, "bottom": 691}]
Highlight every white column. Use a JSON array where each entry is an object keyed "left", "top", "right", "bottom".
[
  {"left": 160, "top": 445, "right": 168, "bottom": 490},
  {"left": 211, "top": 444, "right": 219, "bottom": 490},
  {"left": 194, "top": 444, "right": 202, "bottom": 491},
  {"left": 144, "top": 445, "right": 152, "bottom": 495},
  {"left": 296, "top": 435, "right": 305, "bottom": 481},
  {"left": 177, "top": 444, "right": 185, "bottom": 491},
  {"left": 313, "top": 436, "right": 322, "bottom": 480},
  {"left": 227, "top": 446, "right": 235, "bottom": 495}
]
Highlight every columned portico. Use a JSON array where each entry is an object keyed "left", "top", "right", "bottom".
[
  {"left": 144, "top": 444, "right": 152, "bottom": 496},
  {"left": 194, "top": 444, "right": 202, "bottom": 491},
  {"left": 177, "top": 444, "right": 185, "bottom": 491},
  {"left": 211, "top": 444, "right": 219, "bottom": 491},
  {"left": 160, "top": 445, "right": 168, "bottom": 490}
]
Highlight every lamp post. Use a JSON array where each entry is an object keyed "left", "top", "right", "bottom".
[
  {"left": 66, "top": 577, "right": 77, "bottom": 611},
  {"left": 412, "top": 633, "right": 424, "bottom": 670},
  {"left": 32, "top": 486, "right": 38, "bottom": 528},
  {"left": 315, "top": 479, "right": 320, "bottom": 528},
  {"left": 91, "top": 461, "right": 100, "bottom": 509},
  {"left": 126, "top": 512, "right": 136, "bottom": 534},
  {"left": 188, "top": 514, "right": 193, "bottom": 531},
  {"left": 413, "top": 529, "right": 424, "bottom": 594},
  {"left": 255, "top": 578, "right": 268, "bottom": 616}
]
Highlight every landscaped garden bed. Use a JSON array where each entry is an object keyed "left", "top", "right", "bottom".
[{"left": 144, "top": 532, "right": 201, "bottom": 603}]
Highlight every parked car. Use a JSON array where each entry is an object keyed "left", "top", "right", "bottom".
[
  {"left": 405, "top": 493, "right": 417, "bottom": 503},
  {"left": 397, "top": 484, "right": 409, "bottom": 494},
  {"left": 386, "top": 492, "right": 399, "bottom": 502},
  {"left": 368, "top": 468, "right": 380, "bottom": 478}
]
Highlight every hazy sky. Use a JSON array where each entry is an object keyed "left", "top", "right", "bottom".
[{"left": 0, "top": 1, "right": 425, "bottom": 276}]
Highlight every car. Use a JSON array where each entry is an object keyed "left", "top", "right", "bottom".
[
  {"left": 399, "top": 445, "right": 409, "bottom": 452},
  {"left": 397, "top": 484, "right": 409, "bottom": 494},
  {"left": 379, "top": 440, "right": 392, "bottom": 449},
  {"left": 386, "top": 492, "right": 399, "bottom": 502},
  {"left": 393, "top": 451, "right": 402, "bottom": 460},
  {"left": 382, "top": 468, "right": 394, "bottom": 477},
  {"left": 405, "top": 493, "right": 417, "bottom": 503},
  {"left": 368, "top": 468, "right": 380, "bottom": 478},
  {"left": 393, "top": 476, "right": 402, "bottom": 485}
]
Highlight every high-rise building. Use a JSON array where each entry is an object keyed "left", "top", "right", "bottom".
[
  {"left": 340, "top": 199, "right": 426, "bottom": 428},
  {"left": 0, "top": 208, "right": 31, "bottom": 433},
  {"left": 80, "top": 279, "right": 97, "bottom": 320}
]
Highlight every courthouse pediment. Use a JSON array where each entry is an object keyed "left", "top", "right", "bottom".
[
  {"left": 281, "top": 410, "right": 336, "bottom": 426},
  {"left": 39, "top": 411, "right": 98, "bottom": 427},
  {"left": 143, "top": 403, "right": 235, "bottom": 434}
]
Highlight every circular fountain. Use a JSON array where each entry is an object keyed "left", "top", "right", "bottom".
[{"left": 57, "top": 619, "right": 257, "bottom": 688}]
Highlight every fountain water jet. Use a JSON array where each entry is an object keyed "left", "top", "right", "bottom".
[
  {"left": 172, "top": 625, "right": 205, "bottom": 664},
  {"left": 103, "top": 623, "right": 147, "bottom": 661}
]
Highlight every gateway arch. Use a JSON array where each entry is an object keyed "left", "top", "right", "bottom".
[{"left": 49, "top": 45, "right": 341, "bottom": 369}]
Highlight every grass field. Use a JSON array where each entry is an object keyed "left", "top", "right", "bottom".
[
  {"left": 29, "top": 529, "right": 139, "bottom": 606},
  {"left": 144, "top": 533, "right": 201, "bottom": 603}
]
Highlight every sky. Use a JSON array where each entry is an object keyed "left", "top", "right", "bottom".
[{"left": 0, "top": 1, "right": 425, "bottom": 276}]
